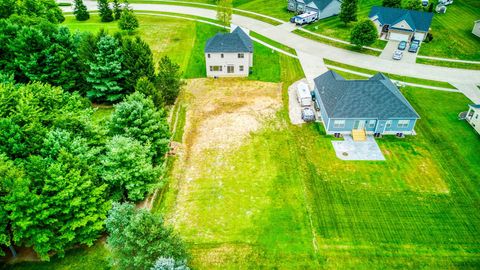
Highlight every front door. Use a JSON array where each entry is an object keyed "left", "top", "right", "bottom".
[
  {"left": 354, "top": 120, "right": 365, "bottom": 129},
  {"left": 227, "top": 65, "right": 234, "bottom": 74}
]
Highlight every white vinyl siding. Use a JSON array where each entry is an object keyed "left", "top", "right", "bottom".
[{"left": 334, "top": 120, "right": 345, "bottom": 128}]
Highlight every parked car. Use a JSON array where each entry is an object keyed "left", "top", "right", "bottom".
[
  {"left": 290, "top": 16, "right": 296, "bottom": 23},
  {"left": 301, "top": 107, "right": 315, "bottom": 122},
  {"left": 408, "top": 40, "right": 420, "bottom": 53},
  {"left": 397, "top": 41, "right": 407, "bottom": 50},
  {"left": 421, "top": 0, "right": 429, "bottom": 6},
  {"left": 392, "top": 50, "right": 403, "bottom": 60}
]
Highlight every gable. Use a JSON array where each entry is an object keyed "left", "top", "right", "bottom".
[{"left": 392, "top": 19, "right": 413, "bottom": 30}]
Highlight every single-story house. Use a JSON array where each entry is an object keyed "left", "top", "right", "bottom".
[
  {"left": 313, "top": 71, "right": 420, "bottom": 137},
  {"left": 287, "top": 0, "right": 341, "bottom": 20},
  {"left": 369, "top": 6, "right": 434, "bottom": 41},
  {"left": 473, "top": 20, "right": 480, "bottom": 38},
  {"left": 204, "top": 26, "right": 253, "bottom": 77},
  {"left": 466, "top": 104, "right": 480, "bottom": 134}
]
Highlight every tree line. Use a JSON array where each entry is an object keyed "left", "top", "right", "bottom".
[{"left": 0, "top": 0, "right": 188, "bottom": 268}]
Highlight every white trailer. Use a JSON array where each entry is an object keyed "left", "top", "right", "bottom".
[
  {"left": 296, "top": 82, "right": 312, "bottom": 107},
  {"left": 295, "top": 11, "right": 318, "bottom": 25}
]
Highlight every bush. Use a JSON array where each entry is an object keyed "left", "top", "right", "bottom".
[{"left": 350, "top": 20, "right": 378, "bottom": 48}]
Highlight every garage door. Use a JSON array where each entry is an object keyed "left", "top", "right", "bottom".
[
  {"left": 389, "top": 32, "right": 410, "bottom": 41},
  {"left": 414, "top": 32, "right": 425, "bottom": 41}
]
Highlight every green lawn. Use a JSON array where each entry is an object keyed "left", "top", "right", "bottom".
[{"left": 419, "top": 0, "right": 480, "bottom": 61}]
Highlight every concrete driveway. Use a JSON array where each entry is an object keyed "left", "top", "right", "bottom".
[{"left": 380, "top": 40, "right": 417, "bottom": 64}]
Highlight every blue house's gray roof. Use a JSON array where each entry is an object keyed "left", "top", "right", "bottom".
[
  {"left": 205, "top": 27, "right": 253, "bottom": 53},
  {"left": 307, "top": 0, "right": 338, "bottom": 11},
  {"left": 469, "top": 104, "right": 480, "bottom": 109},
  {"left": 369, "top": 6, "right": 433, "bottom": 32},
  {"left": 314, "top": 70, "right": 420, "bottom": 119}
]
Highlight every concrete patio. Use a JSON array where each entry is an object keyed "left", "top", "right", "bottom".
[{"left": 332, "top": 135, "right": 385, "bottom": 161}]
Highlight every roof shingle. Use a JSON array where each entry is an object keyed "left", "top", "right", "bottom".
[
  {"left": 205, "top": 27, "right": 253, "bottom": 53},
  {"left": 369, "top": 6, "right": 434, "bottom": 32}
]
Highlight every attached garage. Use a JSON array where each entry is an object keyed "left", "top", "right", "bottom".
[
  {"left": 414, "top": 32, "right": 425, "bottom": 40},
  {"left": 388, "top": 32, "right": 410, "bottom": 41}
]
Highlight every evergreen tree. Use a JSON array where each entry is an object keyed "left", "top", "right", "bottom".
[
  {"left": 73, "top": 0, "right": 90, "bottom": 21},
  {"left": 155, "top": 56, "right": 184, "bottom": 106},
  {"left": 136, "top": 77, "right": 163, "bottom": 108},
  {"left": 339, "top": 0, "right": 358, "bottom": 25},
  {"left": 118, "top": 4, "right": 139, "bottom": 32},
  {"left": 98, "top": 0, "right": 113, "bottom": 22},
  {"left": 382, "top": 0, "right": 401, "bottom": 8},
  {"left": 109, "top": 92, "right": 170, "bottom": 164},
  {"left": 122, "top": 36, "right": 155, "bottom": 92},
  {"left": 350, "top": 20, "right": 378, "bottom": 48},
  {"left": 150, "top": 257, "right": 190, "bottom": 270},
  {"left": 86, "top": 35, "right": 129, "bottom": 103},
  {"left": 112, "top": 0, "right": 122, "bottom": 20},
  {"left": 106, "top": 203, "right": 188, "bottom": 270}
]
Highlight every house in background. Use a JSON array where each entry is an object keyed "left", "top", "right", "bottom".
[
  {"left": 369, "top": 6, "right": 434, "bottom": 41},
  {"left": 287, "top": 0, "right": 341, "bottom": 20},
  {"left": 466, "top": 104, "right": 480, "bottom": 134},
  {"left": 313, "top": 71, "right": 420, "bottom": 139},
  {"left": 205, "top": 26, "right": 253, "bottom": 78},
  {"left": 473, "top": 20, "right": 480, "bottom": 38}
]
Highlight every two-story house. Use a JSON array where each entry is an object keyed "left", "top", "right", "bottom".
[{"left": 205, "top": 26, "right": 253, "bottom": 78}]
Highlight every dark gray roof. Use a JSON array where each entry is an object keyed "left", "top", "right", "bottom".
[
  {"left": 369, "top": 6, "right": 433, "bottom": 32},
  {"left": 314, "top": 70, "right": 420, "bottom": 119},
  {"left": 469, "top": 104, "right": 480, "bottom": 109},
  {"left": 307, "top": 0, "right": 338, "bottom": 11},
  {"left": 204, "top": 27, "right": 253, "bottom": 53}
]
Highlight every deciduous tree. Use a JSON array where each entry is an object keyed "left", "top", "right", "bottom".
[
  {"left": 382, "top": 0, "right": 401, "bottom": 8},
  {"left": 404, "top": 0, "right": 422, "bottom": 10},
  {"left": 350, "top": 19, "right": 378, "bottom": 48},
  {"left": 150, "top": 257, "right": 190, "bottom": 270},
  {"left": 106, "top": 203, "right": 188, "bottom": 270},
  {"left": 216, "top": 0, "right": 232, "bottom": 29}
]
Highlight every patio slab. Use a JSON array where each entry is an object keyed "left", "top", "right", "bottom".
[{"left": 332, "top": 135, "right": 385, "bottom": 161}]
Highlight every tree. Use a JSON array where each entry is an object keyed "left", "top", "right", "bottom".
[
  {"left": 151, "top": 257, "right": 190, "bottom": 270},
  {"left": 106, "top": 203, "right": 188, "bottom": 270},
  {"left": 156, "top": 56, "right": 184, "bottom": 105},
  {"left": 73, "top": 0, "right": 89, "bottom": 21},
  {"left": 216, "top": 0, "right": 232, "bottom": 29},
  {"left": 339, "top": 0, "right": 358, "bottom": 25},
  {"left": 136, "top": 77, "right": 163, "bottom": 108},
  {"left": 86, "top": 35, "right": 129, "bottom": 103},
  {"left": 404, "top": 0, "right": 421, "bottom": 10},
  {"left": 98, "top": 0, "right": 113, "bottom": 22},
  {"left": 350, "top": 19, "right": 378, "bottom": 48},
  {"left": 382, "top": 0, "right": 401, "bottom": 8},
  {"left": 118, "top": 4, "right": 139, "bottom": 32},
  {"left": 109, "top": 92, "right": 170, "bottom": 164},
  {"left": 101, "top": 135, "right": 159, "bottom": 201},
  {"left": 122, "top": 36, "right": 156, "bottom": 92},
  {"left": 112, "top": 0, "right": 122, "bottom": 20},
  {"left": 0, "top": 0, "right": 16, "bottom": 19}
]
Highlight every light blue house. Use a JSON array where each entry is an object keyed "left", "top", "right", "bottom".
[{"left": 313, "top": 71, "right": 420, "bottom": 137}]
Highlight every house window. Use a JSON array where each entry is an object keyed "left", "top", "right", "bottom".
[
  {"left": 239, "top": 65, "right": 244, "bottom": 72},
  {"left": 369, "top": 120, "right": 376, "bottom": 128},
  {"left": 398, "top": 120, "right": 410, "bottom": 128},
  {"left": 386, "top": 120, "right": 392, "bottom": 128},
  {"left": 238, "top": 53, "right": 244, "bottom": 58},
  {"left": 333, "top": 120, "right": 345, "bottom": 128},
  {"left": 221, "top": 54, "right": 224, "bottom": 58},
  {"left": 210, "top": 66, "right": 222, "bottom": 72},
  {"left": 207, "top": 54, "right": 210, "bottom": 58}
]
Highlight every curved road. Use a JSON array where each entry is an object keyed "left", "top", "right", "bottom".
[{"left": 63, "top": 2, "right": 480, "bottom": 102}]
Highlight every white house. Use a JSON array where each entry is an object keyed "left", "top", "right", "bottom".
[
  {"left": 204, "top": 26, "right": 253, "bottom": 78},
  {"left": 473, "top": 20, "right": 480, "bottom": 38},
  {"left": 369, "top": 6, "right": 434, "bottom": 41},
  {"left": 466, "top": 104, "right": 480, "bottom": 134},
  {"left": 287, "top": 0, "right": 341, "bottom": 20}
]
